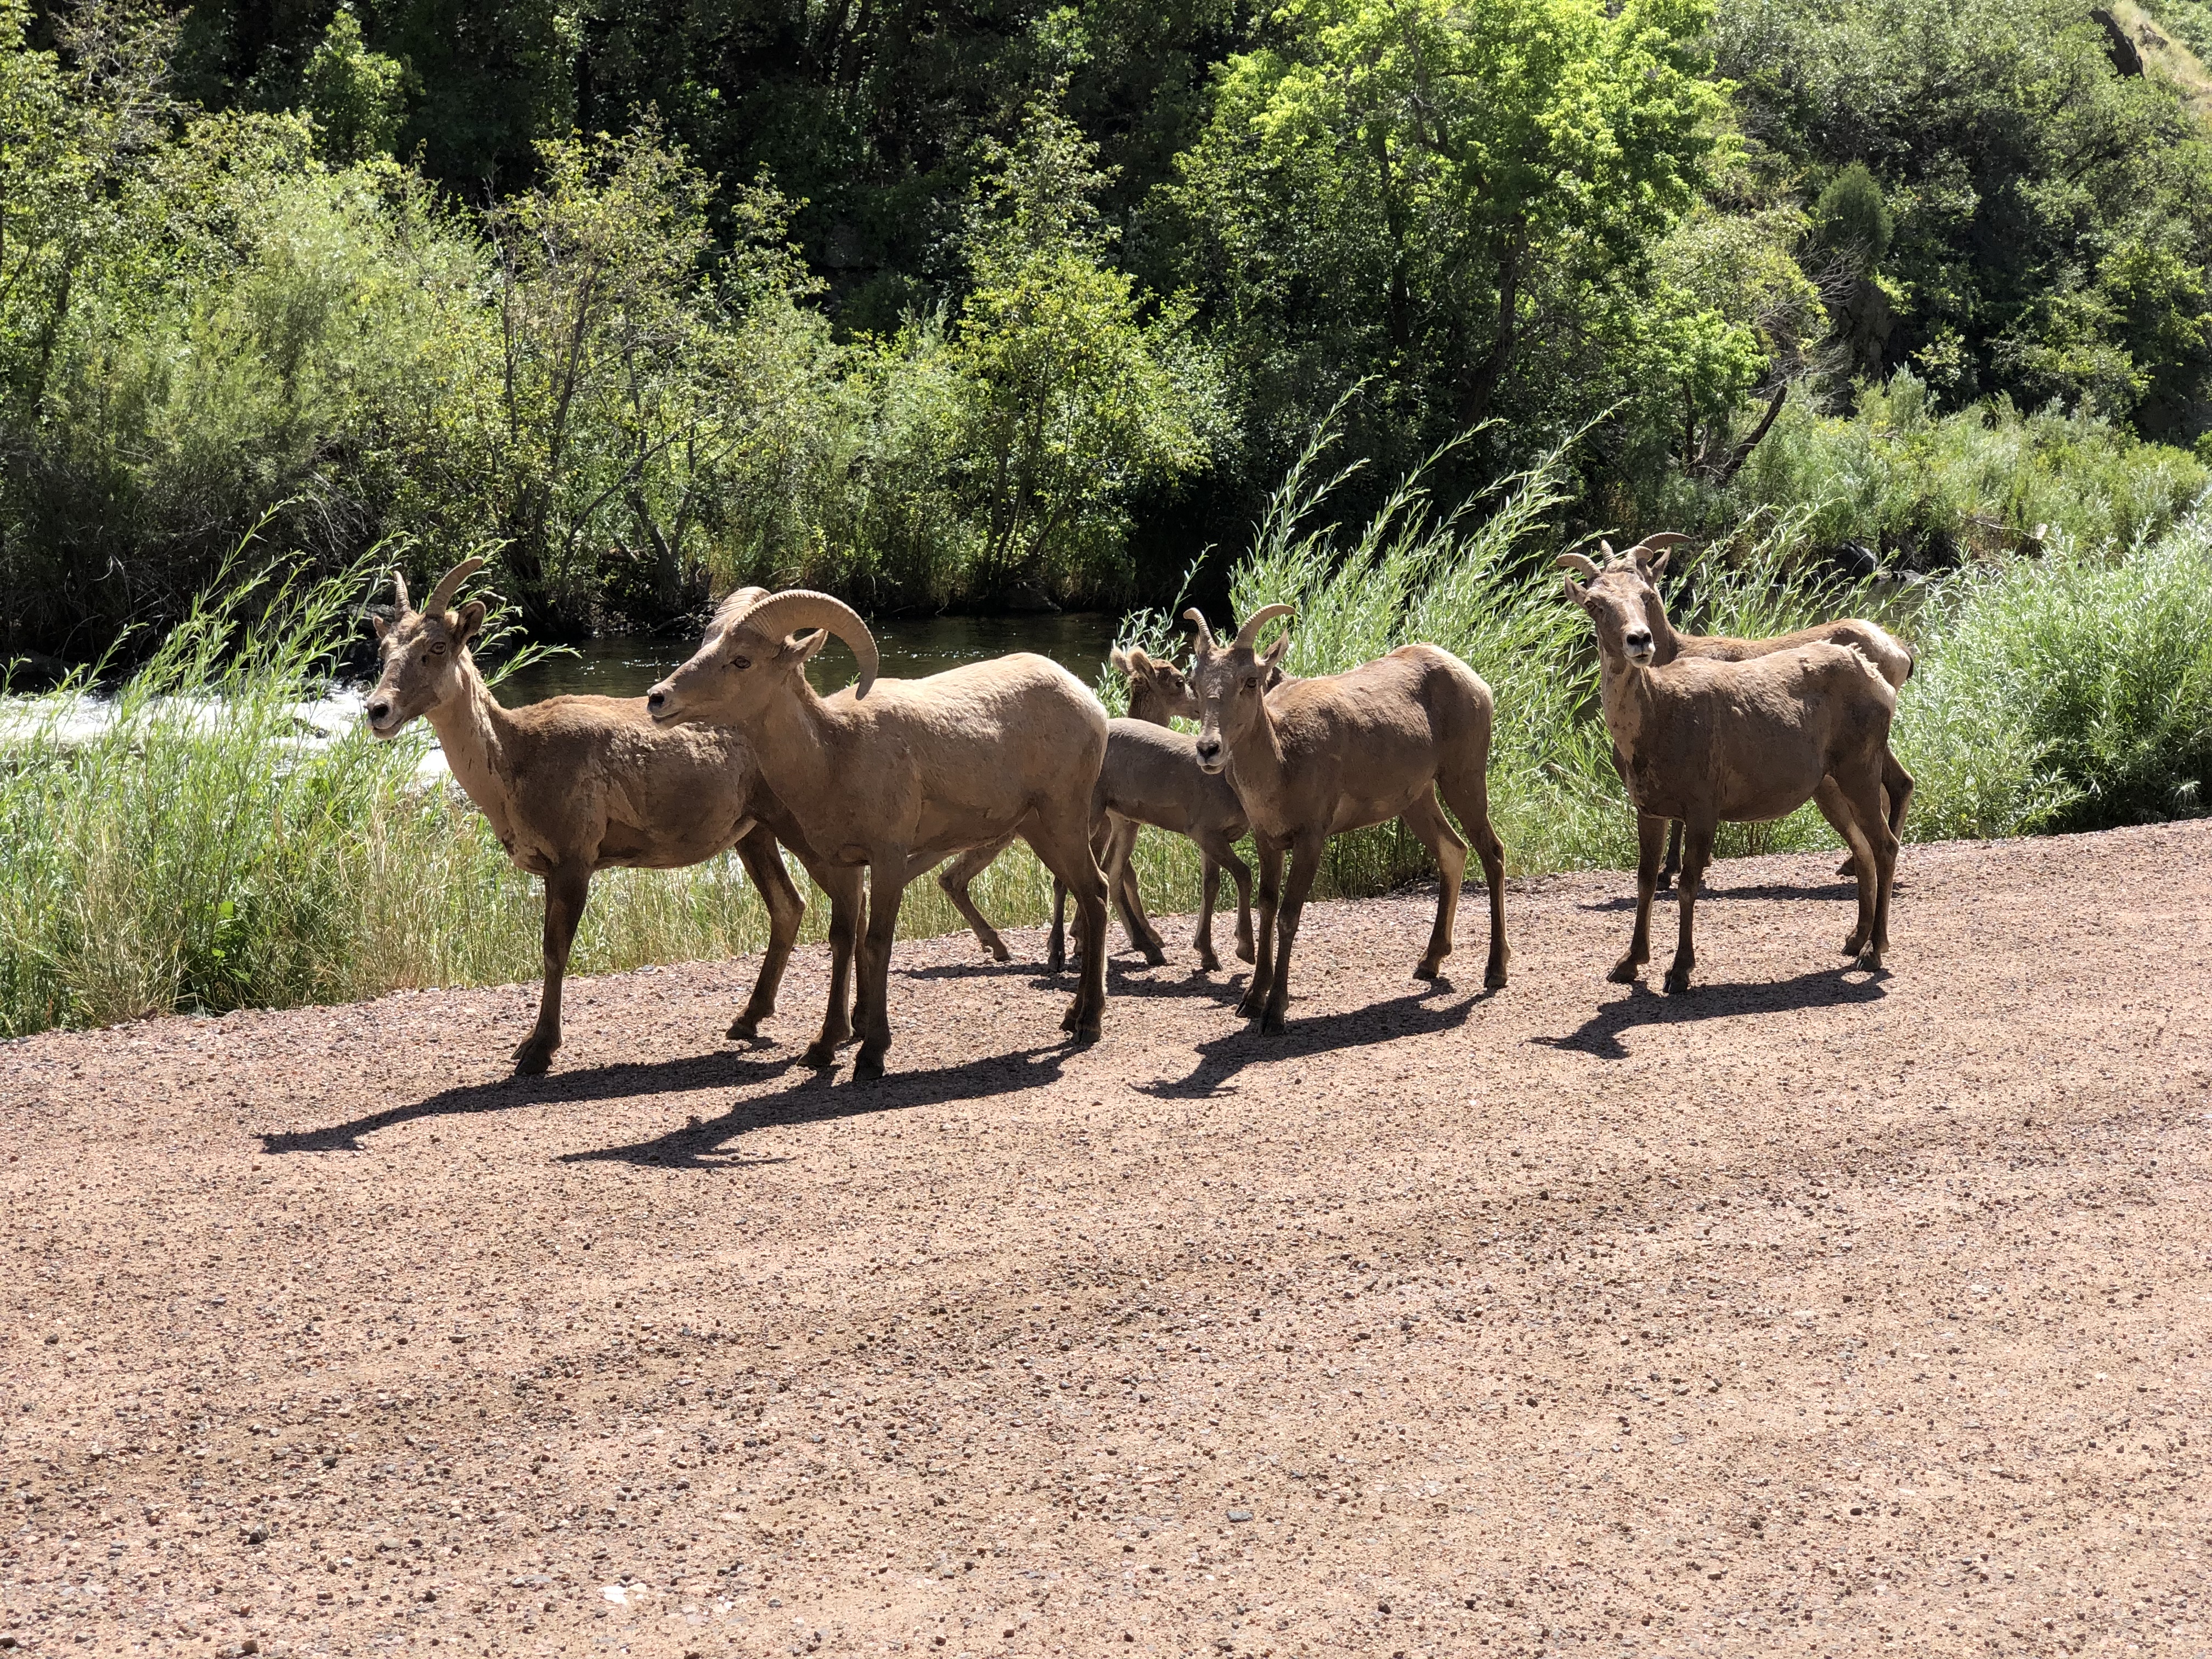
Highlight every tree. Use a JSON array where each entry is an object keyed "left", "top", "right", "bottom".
[
  {"left": 1161, "top": 0, "right": 1724, "bottom": 471},
  {"left": 942, "top": 102, "right": 1220, "bottom": 599},
  {"left": 301, "top": 7, "right": 405, "bottom": 166}
]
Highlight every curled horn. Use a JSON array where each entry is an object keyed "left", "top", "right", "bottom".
[
  {"left": 1629, "top": 531, "right": 1693, "bottom": 562},
  {"left": 1232, "top": 603, "right": 1295, "bottom": 651},
  {"left": 391, "top": 568, "right": 413, "bottom": 614},
  {"left": 1181, "top": 607, "right": 1217, "bottom": 651},
  {"left": 1555, "top": 552, "right": 1601, "bottom": 581},
  {"left": 424, "top": 556, "right": 487, "bottom": 617},
  {"left": 728, "top": 588, "right": 879, "bottom": 698}
]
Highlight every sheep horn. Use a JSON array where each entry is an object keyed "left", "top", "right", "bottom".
[
  {"left": 1181, "top": 608, "right": 1217, "bottom": 651},
  {"left": 1555, "top": 552, "right": 1601, "bottom": 581},
  {"left": 391, "top": 568, "right": 413, "bottom": 615},
  {"left": 1630, "top": 532, "right": 1693, "bottom": 562},
  {"left": 1232, "top": 603, "right": 1295, "bottom": 651},
  {"left": 729, "top": 588, "right": 880, "bottom": 698},
  {"left": 424, "top": 556, "right": 487, "bottom": 617}
]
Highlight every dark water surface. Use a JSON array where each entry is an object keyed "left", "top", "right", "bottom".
[{"left": 490, "top": 611, "right": 1122, "bottom": 708}]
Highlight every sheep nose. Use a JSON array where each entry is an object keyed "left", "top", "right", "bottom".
[
  {"left": 1625, "top": 629, "right": 1652, "bottom": 652},
  {"left": 646, "top": 688, "right": 668, "bottom": 713},
  {"left": 367, "top": 698, "right": 391, "bottom": 724}
]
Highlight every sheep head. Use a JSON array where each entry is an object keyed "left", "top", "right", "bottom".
[
  {"left": 1183, "top": 604, "right": 1293, "bottom": 774},
  {"left": 1557, "top": 554, "right": 1658, "bottom": 670},
  {"left": 648, "top": 587, "right": 878, "bottom": 729},
  {"left": 1113, "top": 644, "right": 1199, "bottom": 723},
  {"left": 365, "top": 556, "right": 489, "bottom": 738}
]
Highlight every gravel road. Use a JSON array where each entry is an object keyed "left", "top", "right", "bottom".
[{"left": 4, "top": 822, "right": 2210, "bottom": 1659}]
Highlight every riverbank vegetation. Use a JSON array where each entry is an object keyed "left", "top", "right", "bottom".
[
  {"left": 3, "top": 0, "right": 2210, "bottom": 663},
  {"left": 5, "top": 446, "right": 2207, "bottom": 1039}
]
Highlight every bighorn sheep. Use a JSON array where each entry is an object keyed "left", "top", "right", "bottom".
[
  {"left": 933, "top": 645, "right": 1257, "bottom": 973},
  {"left": 1558, "top": 551, "right": 1900, "bottom": 992},
  {"left": 644, "top": 590, "right": 1112, "bottom": 1080},
  {"left": 1616, "top": 533, "right": 1916, "bottom": 888},
  {"left": 1183, "top": 607, "right": 1510, "bottom": 1033},
  {"left": 363, "top": 560, "right": 865, "bottom": 1074}
]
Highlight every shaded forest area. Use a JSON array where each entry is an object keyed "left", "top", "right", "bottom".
[{"left": 4, "top": 0, "right": 2211, "bottom": 661}]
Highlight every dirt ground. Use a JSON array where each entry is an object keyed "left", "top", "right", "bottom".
[{"left": 4, "top": 823, "right": 2211, "bottom": 1659}]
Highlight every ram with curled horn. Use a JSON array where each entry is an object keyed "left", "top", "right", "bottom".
[
  {"left": 1180, "top": 602, "right": 1510, "bottom": 1034},
  {"left": 647, "top": 587, "right": 1114, "bottom": 1080},
  {"left": 1572, "top": 533, "right": 1917, "bottom": 890},
  {"left": 363, "top": 560, "right": 865, "bottom": 1075}
]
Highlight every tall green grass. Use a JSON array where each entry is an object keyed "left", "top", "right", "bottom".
[{"left": 4, "top": 446, "right": 2209, "bottom": 1042}]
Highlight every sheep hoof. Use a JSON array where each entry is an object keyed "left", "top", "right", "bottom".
[
  {"left": 1855, "top": 947, "right": 1884, "bottom": 973},
  {"left": 1606, "top": 959, "right": 1641, "bottom": 985},
  {"left": 726, "top": 1012, "right": 764, "bottom": 1040},
  {"left": 1484, "top": 961, "right": 1509, "bottom": 991},
  {"left": 1662, "top": 966, "right": 1694, "bottom": 995},
  {"left": 801, "top": 1041, "right": 838, "bottom": 1069},
  {"left": 1046, "top": 951, "right": 1066, "bottom": 975},
  {"left": 989, "top": 943, "right": 1011, "bottom": 963},
  {"left": 511, "top": 1037, "right": 556, "bottom": 1074},
  {"left": 1235, "top": 940, "right": 1256, "bottom": 964},
  {"left": 1413, "top": 959, "right": 1442, "bottom": 980},
  {"left": 1259, "top": 1008, "right": 1286, "bottom": 1035},
  {"left": 1141, "top": 945, "right": 1169, "bottom": 968},
  {"left": 1237, "top": 991, "right": 1266, "bottom": 1020},
  {"left": 1195, "top": 952, "right": 1221, "bottom": 974},
  {"left": 1839, "top": 932, "right": 1866, "bottom": 956},
  {"left": 853, "top": 1049, "right": 887, "bottom": 1082}
]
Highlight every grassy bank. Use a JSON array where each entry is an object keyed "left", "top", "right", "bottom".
[{"left": 4, "top": 473, "right": 2210, "bottom": 1040}]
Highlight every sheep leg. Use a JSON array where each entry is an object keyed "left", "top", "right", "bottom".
[
  {"left": 1663, "top": 821, "right": 1714, "bottom": 994},
  {"left": 1021, "top": 809, "right": 1110, "bottom": 1042},
  {"left": 1657, "top": 819, "right": 1684, "bottom": 891},
  {"left": 1109, "top": 819, "right": 1167, "bottom": 966},
  {"left": 1237, "top": 839, "right": 1286, "bottom": 1021},
  {"left": 1829, "top": 768, "right": 1898, "bottom": 970},
  {"left": 515, "top": 862, "right": 590, "bottom": 1075},
  {"left": 1257, "top": 832, "right": 1325, "bottom": 1034},
  {"left": 1192, "top": 833, "right": 1252, "bottom": 973},
  {"left": 1436, "top": 764, "right": 1511, "bottom": 990},
  {"left": 794, "top": 864, "right": 864, "bottom": 1068},
  {"left": 851, "top": 861, "right": 910, "bottom": 1080},
  {"left": 933, "top": 836, "right": 1014, "bottom": 963},
  {"left": 1610, "top": 814, "right": 1668, "bottom": 984},
  {"left": 1402, "top": 791, "right": 1465, "bottom": 980},
  {"left": 728, "top": 826, "right": 804, "bottom": 1040},
  {"left": 1835, "top": 746, "right": 1916, "bottom": 877}
]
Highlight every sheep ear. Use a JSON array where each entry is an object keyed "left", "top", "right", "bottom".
[
  {"left": 453, "top": 600, "right": 487, "bottom": 647},
  {"left": 1260, "top": 630, "right": 1291, "bottom": 671},
  {"left": 778, "top": 627, "right": 831, "bottom": 668},
  {"left": 370, "top": 610, "right": 391, "bottom": 641},
  {"left": 1561, "top": 574, "right": 1589, "bottom": 606},
  {"left": 1644, "top": 547, "right": 1671, "bottom": 579},
  {"left": 1110, "top": 645, "right": 1134, "bottom": 675}
]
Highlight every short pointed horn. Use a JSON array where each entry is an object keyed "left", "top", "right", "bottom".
[
  {"left": 425, "top": 556, "right": 487, "bottom": 617},
  {"left": 391, "top": 568, "right": 412, "bottom": 614},
  {"left": 1181, "top": 607, "right": 1217, "bottom": 651},
  {"left": 1232, "top": 603, "right": 1295, "bottom": 651},
  {"left": 1555, "top": 552, "right": 1601, "bottom": 581},
  {"left": 730, "top": 589, "right": 879, "bottom": 698}
]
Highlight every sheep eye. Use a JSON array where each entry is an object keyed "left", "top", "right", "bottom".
[
  {"left": 429, "top": 641, "right": 447, "bottom": 656},
  {"left": 730, "top": 656, "right": 751, "bottom": 672}
]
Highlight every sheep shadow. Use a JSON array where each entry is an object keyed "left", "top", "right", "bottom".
[
  {"left": 564, "top": 1043, "right": 1085, "bottom": 1170},
  {"left": 1537, "top": 966, "right": 1888, "bottom": 1060},
  {"left": 1138, "top": 983, "right": 1482, "bottom": 1101},
  {"left": 1578, "top": 878, "right": 1863, "bottom": 912},
  {"left": 257, "top": 1045, "right": 818, "bottom": 1154}
]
